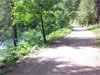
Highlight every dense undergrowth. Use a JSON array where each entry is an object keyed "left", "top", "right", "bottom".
[{"left": 0, "top": 26, "right": 72, "bottom": 74}]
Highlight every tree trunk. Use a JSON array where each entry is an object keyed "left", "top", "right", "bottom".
[
  {"left": 13, "top": 25, "right": 18, "bottom": 46},
  {"left": 96, "top": 0, "right": 100, "bottom": 23},
  {"left": 11, "top": 1, "right": 18, "bottom": 46},
  {"left": 40, "top": 6, "right": 47, "bottom": 43}
]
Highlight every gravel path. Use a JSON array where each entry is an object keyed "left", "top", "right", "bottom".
[{"left": 9, "top": 26, "right": 100, "bottom": 75}]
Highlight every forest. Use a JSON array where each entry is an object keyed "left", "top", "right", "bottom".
[{"left": 0, "top": 0, "right": 100, "bottom": 74}]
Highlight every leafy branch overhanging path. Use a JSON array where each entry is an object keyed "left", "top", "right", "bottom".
[{"left": 9, "top": 26, "right": 100, "bottom": 75}]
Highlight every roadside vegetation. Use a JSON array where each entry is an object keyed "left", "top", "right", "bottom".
[
  {"left": 1, "top": 0, "right": 100, "bottom": 74},
  {"left": 0, "top": 0, "right": 74, "bottom": 74},
  {"left": 0, "top": 26, "right": 72, "bottom": 74}
]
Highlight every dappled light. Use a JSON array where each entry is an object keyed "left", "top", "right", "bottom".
[
  {"left": 9, "top": 57, "right": 100, "bottom": 75},
  {"left": 1, "top": 0, "right": 100, "bottom": 74}
]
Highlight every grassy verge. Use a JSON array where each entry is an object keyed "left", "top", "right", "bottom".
[
  {"left": 0, "top": 26, "right": 73, "bottom": 74},
  {"left": 86, "top": 25, "right": 100, "bottom": 37},
  {"left": 47, "top": 26, "right": 73, "bottom": 42}
]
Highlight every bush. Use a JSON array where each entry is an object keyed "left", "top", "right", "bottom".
[
  {"left": 23, "top": 29, "right": 43, "bottom": 46},
  {"left": 47, "top": 26, "right": 72, "bottom": 41},
  {"left": 0, "top": 41, "right": 32, "bottom": 73}
]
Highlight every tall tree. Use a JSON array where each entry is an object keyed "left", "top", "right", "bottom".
[
  {"left": 62, "top": 0, "right": 79, "bottom": 19},
  {"left": 77, "top": 0, "right": 97, "bottom": 25},
  {"left": 10, "top": 0, "right": 18, "bottom": 46},
  {"left": 12, "top": 0, "right": 62, "bottom": 43},
  {"left": 95, "top": 0, "right": 100, "bottom": 23},
  {"left": 40, "top": 4, "right": 47, "bottom": 42}
]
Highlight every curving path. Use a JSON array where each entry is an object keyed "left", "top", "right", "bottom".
[{"left": 9, "top": 26, "right": 100, "bottom": 75}]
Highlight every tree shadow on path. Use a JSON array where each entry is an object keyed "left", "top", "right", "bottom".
[
  {"left": 9, "top": 57, "right": 100, "bottom": 75},
  {"left": 53, "top": 37, "right": 99, "bottom": 49},
  {"left": 52, "top": 26, "right": 99, "bottom": 49}
]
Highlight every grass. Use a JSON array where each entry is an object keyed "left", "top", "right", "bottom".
[
  {"left": 85, "top": 25, "right": 100, "bottom": 37},
  {"left": 47, "top": 26, "right": 73, "bottom": 42}
]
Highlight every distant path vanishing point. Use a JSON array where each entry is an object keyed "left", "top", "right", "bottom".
[{"left": 9, "top": 25, "right": 100, "bottom": 75}]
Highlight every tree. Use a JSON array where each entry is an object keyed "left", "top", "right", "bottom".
[
  {"left": 95, "top": 0, "right": 100, "bottom": 23},
  {"left": 40, "top": 4, "right": 47, "bottom": 42},
  {"left": 77, "top": 0, "right": 97, "bottom": 25},
  {"left": 12, "top": 0, "right": 62, "bottom": 43},
  {"left": 61, "top": 0, "right": 79, "bottom": 20},
  {"left": 10, "top": 0, "right": 18, "bottom": 46}
]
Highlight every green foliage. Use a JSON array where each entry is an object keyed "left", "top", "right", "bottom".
[
  {"left": 23, "top": 29, "right": 43, "bottom": 46},
  {"left": 0, "top": 0, "right": 12, "bottom": 41},
  {"left": 47, "top": 26, "right": 73, "bottom": 41},
  {"left": 77, "top": 0, "right": 97, "bottom": 25},
  {"left": 0, "top": 26, "right": 72, "bottom": 73},
  {"left": 61, "top": 0, "right": 79, "bottom": 19},
  {"left": 12, "top": 0, "right": 38, "bottom": 26},
  {"left": 0, "top": 0, "right": 75, "bottom": 74},
  {"left": 12, "top": 0, "right": 61, "bottom": 26},
  {"left": 0, "top": 41, "right": 32, "bottom": 74},
  {"left": 12, "top": 0, "right": 72, "bottom": 29}
]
